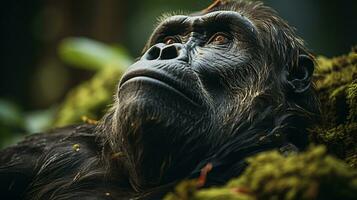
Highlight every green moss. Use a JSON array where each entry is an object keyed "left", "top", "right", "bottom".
[
  {"left": 53, "top": 68, "right": 122, "bottom": 127},
  {"left": 164, "top": 175, "right": 254, "bottom": 200},
  {"left": 310, "top": 123, "right": 357, "bottom": 161},
  {"left": 165, "top": 146, "right": 357, "bottom": 200},
  {"left": 229, "top": 146, "right": 357, "bottom": 200},
  {"left": 310, "top": 49, "right": 357, "bottom": 167},
  {"left": 315, "top": 51, "right": 357, "bottom": 75},
  {"left": 315, "top": 65, "right": 356, "bottom": 90},
  {"left": 346, "top": 82, "right": 357, "bottom": 122}
]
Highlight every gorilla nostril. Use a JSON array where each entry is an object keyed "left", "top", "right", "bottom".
[
  {"left": 145, "top": 46, "right": 161, "bottom": 60},
  {"left": 161, "top": 45, "right": 179, "bottom": 60}
]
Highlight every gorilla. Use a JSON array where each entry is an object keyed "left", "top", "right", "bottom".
[{"left": 0, "top": 0, "right": 319, "bottom": 199}]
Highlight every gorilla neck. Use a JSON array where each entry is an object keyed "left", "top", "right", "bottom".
[{"left": 101, "top": 105, "right": 215, "bottom": 191}]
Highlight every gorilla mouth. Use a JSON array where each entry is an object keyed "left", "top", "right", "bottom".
[{"left": 119, "top": 69, "right": 203, "bottom": 107}]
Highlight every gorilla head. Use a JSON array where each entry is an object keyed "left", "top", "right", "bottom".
[{"left": 98, "top": 0, "right": 319, "bottom": 192}]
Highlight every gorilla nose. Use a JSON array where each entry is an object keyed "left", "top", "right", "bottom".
[
  {"left": 143, "top": 43, "right": 188, "bottom": 62},
  {"left": 161, "top": 45, "right": 179, "bottom": 60}
]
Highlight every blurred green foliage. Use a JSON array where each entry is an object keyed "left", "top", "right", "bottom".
[
  {"left": 0, "top": 100, "right": 25, "bottom": 147},
  {"left": 59, "top": 37, "right": 132, "bottom": 71},
  {"left": 54, "top": 37, "right": 133, "bottom": 126},
  {"left": 0, "top": 37, "right": 133, "bottom": 147},
  {"left": 0, "top": 99, "right": 57, "bottom": 147},
  {"left": 0, "top": 100, "right": 24, "bottom": 129},
  {"left": 53, "top": 68, "right": 122, "bottom": 127}
]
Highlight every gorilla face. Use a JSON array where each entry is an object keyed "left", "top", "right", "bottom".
[
  {"left": 119, "top": 11, "right": 261, "bottom": 136},
  {"left": 102, "top": 1, "right": 317, "bottom": 191},
  {"left": 116, "top": 11, "right": 262, "bottom": 185}
]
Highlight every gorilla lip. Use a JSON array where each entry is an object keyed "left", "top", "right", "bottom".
[{"left": 119, "top": 69, "right": 203, "bottom": 107}]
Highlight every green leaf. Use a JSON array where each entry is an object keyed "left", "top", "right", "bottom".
[{"left": 58, "top": 37, "right": 133, "bottom": 71}]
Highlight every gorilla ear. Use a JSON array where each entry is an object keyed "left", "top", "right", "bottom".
[{"left": 286, "top": 55, "right": 314, "bottom": 93}]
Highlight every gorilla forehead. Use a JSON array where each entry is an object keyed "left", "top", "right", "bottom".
[
  {"left": 150, "top": 11, "right": 259, "bottom": 43},
  {"left": 160, "top": 11, "right": 256, "bottom": 30}
]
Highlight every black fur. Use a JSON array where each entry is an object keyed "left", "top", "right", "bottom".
[{"left": 0, "top": 1, "right": 319, "bottom": 199}]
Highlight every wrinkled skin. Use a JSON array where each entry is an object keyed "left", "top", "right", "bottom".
[{"left": 0, "top": 1, "right": 319, "bottom": 199}]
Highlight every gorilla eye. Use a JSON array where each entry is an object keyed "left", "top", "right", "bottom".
[
  {"left": 209, "top": 33, "right": 230, "bottom": 45},
  {"left": 163, "top": 36, "right": 180, "bottom": 45}
]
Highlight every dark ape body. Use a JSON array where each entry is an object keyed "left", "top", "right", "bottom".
[{"left": 0, "top": 1, "right": 319, "bottom": 199}]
